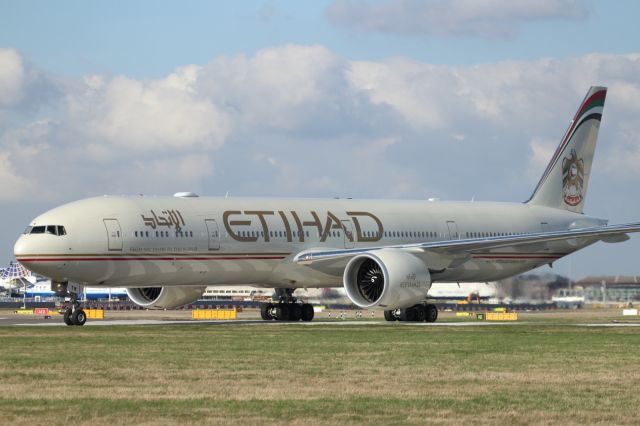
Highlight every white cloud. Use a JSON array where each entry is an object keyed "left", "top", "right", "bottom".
[
  {"left": 0, "top": 48, "right": 24, "bottom": 107},
  {"left": 327, "top": 0, "right": 589, "bottom": 39},
  {"left": 2, "top": 46, "right": 640, "bottom": 208},
  {"left": 527, "top": 137, "right": 556, "bottom": 182},
  {"left": 0, "top": 152, "right": 33, "bottom": 200},
  {"left": 66, "top": 68, "right": 230, "bottom": 151}
]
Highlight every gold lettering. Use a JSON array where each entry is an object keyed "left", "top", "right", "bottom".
[
  {"left": 302, "top": 211, "right": 323, "bottom": 238},
  {"left": 321, "top": 211, "right": 343, "bottom": 242},
  {"left": 347, "top": 211, "right": 384, "bottom": 242},
  {"left": 290, "top": 211, "right": 304, "bottom": 242},
  {"left": 245, "top": 211, "right": 274, "bottom": 242},
  {"left": 223, "top": 211, "right": 257, "bottom": 242},
  {"left": 278, "top": 211, "right": 292, "bottom": 242}
]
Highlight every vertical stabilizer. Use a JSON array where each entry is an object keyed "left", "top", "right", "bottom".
[{"left": 527, "top": 86, "right": 607, "bottom": 213}]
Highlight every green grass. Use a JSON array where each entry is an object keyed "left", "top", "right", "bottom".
[{"left": 1, "top": 322, "right": 639, "bottom": 425}]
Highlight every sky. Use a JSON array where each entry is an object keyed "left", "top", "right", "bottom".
[{"left": 1, "top": 0, "right": 640, "bottom": 280}]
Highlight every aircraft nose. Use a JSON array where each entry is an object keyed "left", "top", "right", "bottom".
[{"left": 13, "top": 235, "right": 31, "bottom": 258}]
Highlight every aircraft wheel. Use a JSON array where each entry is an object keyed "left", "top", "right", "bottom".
[
  {"left": 425, "top": 304, "right": 438, "bottom": 323},
  {"left": 399, "top": 307, "right": 415, "bottom": 322},
  {"left": 63, "top": 308, "right": 73, "bottom": 326},
  {"left": 260, "top": 303, "right": 273, "bottom": 320},
  {"left": 301, "top": 304, "right": 314, "bottom": 321},
  {"left": 414, "top": 305, "right": 426, "bottom": 322},
  {"left": 72, "top": 309, "right": 87, "bottom": 326},
  {"left": 289, "top": 303, "right": 302, "bottom": 321},
  {"left": 384, "top": 310, "right": 396, "bottom": 321},
  {"left": 275, "top": 304, "right": 289, "bottom": 321}
]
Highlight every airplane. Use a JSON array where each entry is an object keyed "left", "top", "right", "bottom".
[{"left": 13, "top": 86, "right": 640, "bottom": 326}]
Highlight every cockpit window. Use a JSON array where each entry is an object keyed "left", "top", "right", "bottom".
[
  {"left": 23, "top": 226, "right": 33, "bottom": 234},
  {"left": 28, "top": 225, "right": 66, "bottom": 236}
]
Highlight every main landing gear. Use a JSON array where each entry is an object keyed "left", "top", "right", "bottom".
[
  {"left": 260, "top": 288, "right": 314, "bottom": 322},
  {"left": 53, "top": 281, "right": 87, "bottom": 326},
  {"left": 384, "top": 303, "right": 438, "bottom": 323}
]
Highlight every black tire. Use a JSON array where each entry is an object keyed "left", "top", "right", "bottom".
[
  {"left": 275, "top": 304, "right": 289, "bottom": 321},
  {"left": 301, "top": 304, "right": 314, "bottom": 322},
  {"left": 399, "top": 307, "right": 415, "bottom": 322},
  {"left": 260, "top": 303, "right": 273, "bottom": 320},
  {"left": 414, "top": 305, "right": 426, "bottom": 322},
  {"left": 63, "top": 308, "right": 73, "bottom": 326},
  {"left": 72, "top": 309, "right": 87, "bottom": 326},
  {"left": 289, "top": 303, "right": 302, "bottom": 321},
  {"left": 383, "top": 310, "right": 396, "bottom": 321},
  {"left": 425, "top": 304, "right": 438, "bottom": 323}
]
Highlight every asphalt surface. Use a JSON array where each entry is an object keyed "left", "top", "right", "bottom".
[{"left": 1, "top": 312, "right": 639, "bottom": 327}]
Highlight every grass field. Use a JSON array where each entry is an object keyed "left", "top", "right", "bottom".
[{"left": 1, "top": 312, "right": 640, "bottom": 425}]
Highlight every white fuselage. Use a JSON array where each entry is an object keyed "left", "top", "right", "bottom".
[{"left": 14, "top": 195, "right": 602, "bottom": 289}]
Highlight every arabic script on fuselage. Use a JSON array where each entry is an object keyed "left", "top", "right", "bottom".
[{"left": 141, "top": 210, "right": 186, "bottom": 232}]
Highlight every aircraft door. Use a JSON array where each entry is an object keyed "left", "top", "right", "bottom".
[
  {"left": 205, "top": 219, "right": 220, "bottom": 250},
  {"left": 342, "top": 220, "right": 355, "bottom": 249},
  {"left": 540, "top": 222, "right": 549, "bottom": 232},
  {"left": 446, "top": 221, "right": 459, "bottom": 240},
  {"left": 103, "top": 219, "right": 123, "bottom": 251}
]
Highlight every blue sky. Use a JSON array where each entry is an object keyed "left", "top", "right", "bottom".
[
  {"left": 2, "top": 0, "right": 640, "bottom": 279},
  {"left": 3, "top": 1, "right": 640, "bottom": 77}
]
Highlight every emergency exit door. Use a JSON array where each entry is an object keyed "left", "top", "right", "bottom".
[
  {"left": 205, "top": 219, "right": 221, "bottom": 250},
  {"left": 103, "top": 219, "right": 123, "bottom": 251},
  {"left": 446, "top": 221, "right": 459, "bottom": 240}
]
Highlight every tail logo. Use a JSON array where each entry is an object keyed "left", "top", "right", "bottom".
[{"left": 562, "top": 149, "right": 584, "bottom": 206}]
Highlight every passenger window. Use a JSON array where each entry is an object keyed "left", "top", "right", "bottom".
[{"left": 145, "top": 231, "right": 149, "bottom": 238}]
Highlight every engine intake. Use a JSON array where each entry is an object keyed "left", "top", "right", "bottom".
[
  {"left": 126, "top": 286, "right": 206, "bottom": 309},
  {"left": 344, "top": 249, "right": 431, "bottom": 309}
]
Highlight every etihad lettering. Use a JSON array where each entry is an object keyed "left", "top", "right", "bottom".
[
  {"left": 141, "top": 209, "right": 186, "bottom": 232},
  {"left": 222, "top": 210, "right": 384, "bottom": 243}
]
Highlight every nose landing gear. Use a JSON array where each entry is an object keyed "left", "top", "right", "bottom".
[{"left": 53, "top": 281, "right": 87, "bottom": 326}]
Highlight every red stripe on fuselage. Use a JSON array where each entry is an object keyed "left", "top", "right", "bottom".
[{"left": 17, "top": 256, "right": 287, "bottom": 262}]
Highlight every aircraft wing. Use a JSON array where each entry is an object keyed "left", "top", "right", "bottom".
[{"left": 293, "top": 222, "right": 640, "bottom": 272}]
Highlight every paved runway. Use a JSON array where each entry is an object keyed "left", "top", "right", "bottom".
[{"left": 2, "top": 314, "right": 639, "bottom": 327}]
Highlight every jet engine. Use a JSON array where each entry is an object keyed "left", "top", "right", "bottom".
[
  {"left": 126, "top": 286, "right": 206, "bottom": 309},
  {"left": 343, "top": 249, "right": 431, "bottom": 309}
]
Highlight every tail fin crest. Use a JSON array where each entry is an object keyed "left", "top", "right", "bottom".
[{"left": 527, "top": 86, "right": 607, "bottom": 213}]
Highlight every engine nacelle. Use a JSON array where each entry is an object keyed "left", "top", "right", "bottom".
[
  {"left": 343, "top": 249, "right": 431, "bottom": 309},
  {"left": 126, "top": 286, "right": 206, "bottom": 309}
]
